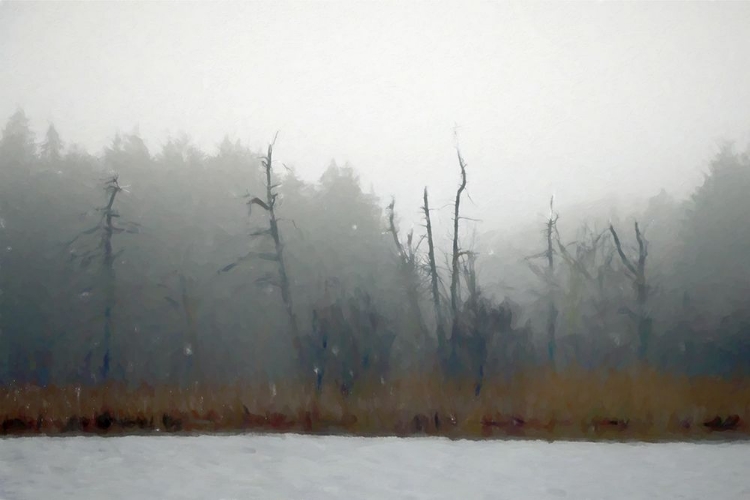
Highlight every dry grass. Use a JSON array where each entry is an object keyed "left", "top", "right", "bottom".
[{"left": 2, "top": 366, "right": 749, "bottom": 440}]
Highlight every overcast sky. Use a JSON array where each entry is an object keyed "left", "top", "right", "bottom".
[{"left": 2, "top": 1, "right": 750, "bottom": 233}]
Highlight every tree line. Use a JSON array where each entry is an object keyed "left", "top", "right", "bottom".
[{"left": 1, "top": 109, "right": 749, "bottom": 392}]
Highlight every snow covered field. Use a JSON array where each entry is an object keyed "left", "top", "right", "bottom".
[{"left": 1, "top": 434, "right": 748, "bottom": 500}]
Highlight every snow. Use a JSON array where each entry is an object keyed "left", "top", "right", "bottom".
[{"left": 1, "top": 435, "right": 748, "bottom": 499}]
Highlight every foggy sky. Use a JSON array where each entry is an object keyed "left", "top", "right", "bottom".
[{"left": 2, "top": 1, "right": 750, "bottom": 232}]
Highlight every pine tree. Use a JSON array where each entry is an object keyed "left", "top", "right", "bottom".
[
  {"left": 0, "top": 109, "right": 36, "bottom": 167},
  {"left": 40, "top": 123, "right": 63, "bottom": 163}
]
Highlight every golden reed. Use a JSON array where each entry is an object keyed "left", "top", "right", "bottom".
[{"left": 2, "top": 366, "right": 748, "bottom": 440}]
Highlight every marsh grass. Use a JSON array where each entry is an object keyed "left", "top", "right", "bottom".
[{"left": 1, "top": 366, "right": 748, "bottom": 440}]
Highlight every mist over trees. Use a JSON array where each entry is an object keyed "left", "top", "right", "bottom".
[{"left": 1, "top": 109, "right": 749, "bottom": 389}]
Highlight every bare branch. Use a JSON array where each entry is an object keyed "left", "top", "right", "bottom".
[
  {"left": 414, "top": 233, "right": 427, "bottom": 253},
  {"left": 635, "top": 221, "right": 647, "bottom": 274},
  {"left": 524, "top": 250, "right": 549, "bottom": 261},
  {"left": 249, "top": 228, "right": 272, "bottom": 237},
  {"left": 609, "top": 224, "right": 638, "bottom": 277},
  {"left": 387, "top": 198, "right": 406, "bottom": 262},
  {"left": 277, "top": 218, "right": 299, "bottom": 231},
  {"left": 555, "top": 238, "right": 593, "bottom": 281}
]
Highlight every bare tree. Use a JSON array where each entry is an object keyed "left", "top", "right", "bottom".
[
  {"left": 99, "top": 176, "right": 121, "bottom": 380},
  {"left": 261, "top": 135, "right": 299, "bottom": 340},
  {"left": 545, "top": 197, "right": 559, "bottom": 364},
  {"left": 555, "top": 225, "right": 606, "bottom": 283},
  {"left": 220, "top": 134, "right": 299, "bottom": 341},
  {"left": 67, "top": 175, "right": 139, "bottom": 381},
  {"left": 431, "top": 141, "right": 469, "bottom": 379},
  {"left": 555, "top": 224, "right": 613, "bottom": 303},
  {"left": 609, "top": 221, "right": 651, "bottom": 360},
  {"left": 445, "top": 143, "right": 490, "bottom": 389},
  {"left": 525, "top": 196, "right": 559, "bottom": 364},
  {"left": 422, "top": 187, "right": 446, "bottom": 352},
  {"left": 386, "top": 198, "right": 428, "bottom": 340},
  {"left": 555, "top": 224, "right": 615, "bottom": 311},
  {"left": 450, "top": 146, "right": 468, "bottom": 325}
]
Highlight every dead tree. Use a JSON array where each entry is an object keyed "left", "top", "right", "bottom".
[
  {"left": 609, "top": 221, "right": 651, "bottom": 360},
  {"left": 461, "top": 251, "right": 480, "bottom": 308},
  {"left": 555, "top": 225, "right": 611, "bottom": 300},
  {"left": 99, "top": 176, "right": 121, "bottom": 380},
  {"left": 438, "top": 144, "right": 469, "bottom": 377},
  {"left": 67, "top": 175, "right": 139, "bottom": 381},
  {"left": 459, "top": 250, "right": 489, "bottom": 395},
  {"left": 555, "top": 225, "right": 602, "bottom": 283},
  {"left": 525, "top": 196, "right": 559, "bottom": 365},
  {"left": 544, "top": 197, "right": 559, "bottom": 364},
  {"left": 555, "top": 224, "right": 613, "bottom": 305},
  {"left": 422, "top": 187, "right": 446, "bottom": 352},
  {"left": 220, "top": 134, "right": 300, "bottom": 342},
  {"left": 262, "top": 136, "right": 299, "bottom": 339},
  {"left": 450, "top": 147, "right": 468, "bottom": 328},
  {"left": 386, "top": 198, "right": 428, "bottom": 340},
  {"left": 446, "top": 144, "right": 487, "bottom": 386}
]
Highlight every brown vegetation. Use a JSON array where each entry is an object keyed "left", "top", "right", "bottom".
[{"left": 2, "top": 367, "right": 748, "bottom": 441}]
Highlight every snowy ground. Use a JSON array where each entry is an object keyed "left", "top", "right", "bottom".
[{"left": 0, "top": 434, "right": 748, "bottom": 500}]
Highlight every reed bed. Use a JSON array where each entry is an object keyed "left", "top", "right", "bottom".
[{"left": 2, "top": 367, "right": 748, "bottom": 440}]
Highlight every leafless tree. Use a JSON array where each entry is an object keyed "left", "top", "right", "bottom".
[
  {"left": 67, "top": 175, "right": 139, "bottom": 380},
  {"left": 421, "top": 187, "right": 446, "bottom": 353},
  {"left": 221, "top": 134, "right": 299, "bottom": 343},
  {"left": 544, "top": 197, "right": 559, "bottom": 363},
  {"left": 609, "top": 221, "right": 651, "bottom": 359},
  {"left": 387, "top": 198, "right": 428, "bottom": 340},
  {"left": 450, "top": 146, "right": 468, "bottom": 326},
  {"left": 525, "top": 196, "right": 559, "bottom": 364},
  {"left": 99, "top": 176, "right": 122, "bottom": 380}
]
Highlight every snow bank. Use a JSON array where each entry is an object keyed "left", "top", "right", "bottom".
[{"left": 0, "top": 435, "right": 748, "bottom": 499}]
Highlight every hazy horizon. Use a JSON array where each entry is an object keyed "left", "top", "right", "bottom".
[{"left": 3, "top": 1, "right": 750, "bottom": 231}]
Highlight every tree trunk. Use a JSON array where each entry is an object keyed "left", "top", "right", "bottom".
[
  {"left": 263, "top": 138, "right": 299, "bottom": 340},
  {"left": 545, "top": 197, "right": 557, "bottom": 365},
  {"left": 450, "top": 150, "right": 467, "bottom": 325},
  {"left": 423, "top": 188, "right": 445, "bottom": 352},
  {"left": 100, "top": 180, "right": 119, "bottom": 381}
]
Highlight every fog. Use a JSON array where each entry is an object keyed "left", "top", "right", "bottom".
[
  {"left": 1, "top": 1, "right": 750, "bottom": 387},
  {"left": 4, "top": 1, "right": 750, "bottom": 229}
]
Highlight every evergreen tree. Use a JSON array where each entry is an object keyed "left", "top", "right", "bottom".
[
  {"left": 0, "top": 109, "right": 36, "bottom": 168},
  {"left": 40, "top": 123, "right": 63, "bottom": 163},
  {"left": 677, "top": 144, "right": 750, "bottom": 317}
]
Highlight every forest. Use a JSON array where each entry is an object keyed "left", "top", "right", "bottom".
[{"left": 1, "top": 108, "right": 749, "bottom": 437}]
